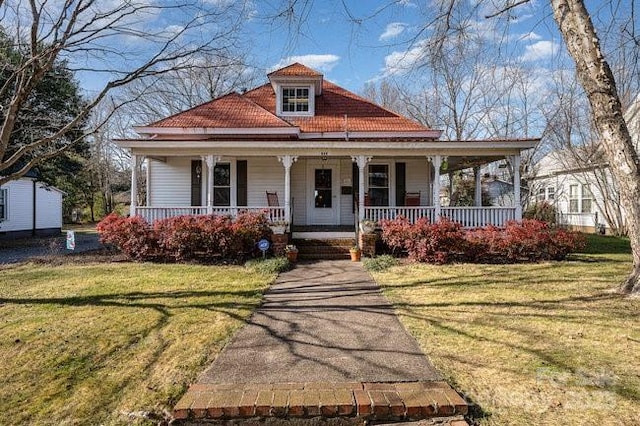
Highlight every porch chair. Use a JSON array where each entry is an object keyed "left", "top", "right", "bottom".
[
  {"left": 404, "top": 191, "right": 421, "bottom": 206},
  {"left": 266, "top": 191, "right": 280, "bottom": 207}
]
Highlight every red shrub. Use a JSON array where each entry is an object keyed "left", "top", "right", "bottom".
[
  {"left": 96, "top": 213, "right": 158, "bottom": 260},
  {"left": 97, "top": 212, "right": 272, "bottom": 262},
  {"left": 380, "top": 216, "right": 584, "bottom": 264}
]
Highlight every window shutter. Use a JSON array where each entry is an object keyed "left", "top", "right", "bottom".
[
  {"left": 395, "top": 162, "right": 406, "bottom": 206},
  {"left": 237, "top": 160, "right": 248, "bottom": 207}
]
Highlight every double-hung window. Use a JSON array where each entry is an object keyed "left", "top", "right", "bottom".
[
  {"left": 282, "top": 87, "right": 309, "bottom": 112},
  {"left": 213, "top": 164, "right": 231, "bottom": 206},
  {"left": 0, "top": 188, "right": 6, "bottom": 220},
  {"left": 569, "top": 184, "right": 579, "bottom": 213},
  {"left": 581, "top": 184, "right": 593, "bottom": 213},
  {"left": 547, "top": 186, "right": 555, "bottom": 201},
  {"left": 368, "top": 164, "right": 389, "bottom": 206}
]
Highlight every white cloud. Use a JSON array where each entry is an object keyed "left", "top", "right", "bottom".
[
  {"left": 379, "top": 40, "right": 427, "bottom": 77},
  {"left": 520, "top": 40, "right": 558, "bottom": 62},
  {"left": 379, "top": 22, "right": 407, "bottom": 41},
  {"left": 510, "top": 31, "right": 542, "bottom": 43},
  {"left": 397, "top": 0, "right": 417, "bottom": 7},
  {"left": 271, "top": 54, "right": 340, "bottom": 73}
]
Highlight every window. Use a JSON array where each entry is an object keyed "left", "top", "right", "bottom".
[
  {"left": 547, "top": 186, "right": 555, "bottom": 201},
  {"left": 569, "top": 184, "right": 579, "bottom": 213},
  {"left": 581, "top": 184, "right": 593, "bottom": 213},
  {"left": 314, "top": 169, "right": 332, "bottom": 208},
  {"left": 0, "top": 188, "right": 6, "bottom": 220},
  {"left": 282, "top": 87, "right": 309, "bottom": 112},
  {"left": 537, "top": 187, "right": 545, "bottom": 202},
  {"left": 213, "top": 164, "right": 231, "bottom": 206},
  {"left": 368, "top": 164, "right": 389, "bottom": 206}
]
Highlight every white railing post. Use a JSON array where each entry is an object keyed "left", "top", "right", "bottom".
[
  {"left": 129, "top": 154, "right": 138, "bottom": 217},
  {"left": 278, "top": 155, "right": 298, "bottom": 224},
  {"left": 352, "top": 155, "right": 372, "bottom": 223},
  {"left": 428, "top": 156, "right": 442, "bottom": 221}
]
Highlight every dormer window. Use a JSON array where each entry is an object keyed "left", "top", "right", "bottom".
[{"left": 282, "top": 87, "right": 309, "bottom": 113}]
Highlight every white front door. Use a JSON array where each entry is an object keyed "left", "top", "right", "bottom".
[{"left": 306, "top": 161, "right": 340, "bottom": 225}]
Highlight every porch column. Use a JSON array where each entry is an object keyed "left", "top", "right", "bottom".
[
  {"left": 278, "top": 155, "right": 298, "bottom": 224},
  {"left": 352, "top": 155, "right": 371, "bottom": 222},
  {"left": 428, "top": 155, "right": 442, "bottom": 220},
  {"left": 512, "top": 154, "right": 522, "bottom": 220},
  {"left": 202, "top": 155, "right": 219, "bottom": 215},
  {"left": 129, "top": 154, "right": 138, "bottom": 217},
  {"left": 474, "top": 166, "right": 482, "bottom": 207}
]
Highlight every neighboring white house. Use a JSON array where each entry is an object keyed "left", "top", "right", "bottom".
[
  {"left": 529, "top": 95, "right": 639, "bottom": 235},
  {"left": 116, "top": 63, "right": 538, "bottom": 235},
  {"left": 0, "top": 170, "right": 64, "bottom": 239}
]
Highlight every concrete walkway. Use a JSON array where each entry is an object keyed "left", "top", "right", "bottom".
[
  {"left": 174, "top": 261, "right": 468, "bottom": 423},
  {"left": 200, "top": 260, "right": 441, "bottom": 384}
]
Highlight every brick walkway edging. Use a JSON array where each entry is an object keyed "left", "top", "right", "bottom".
[{"left": 173, "top": 381, "right": 468, "bottom": 423}]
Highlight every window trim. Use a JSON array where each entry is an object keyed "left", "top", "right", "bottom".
[
  {"left": 213, "top": 163, "right": 232, "bottom": 207},
  {"left": 0, "top": 188, "right": 7, "bottom": 221},
  {"left": 569, "top": 184, "right": 579, "bottom": 213},
  {"left": 276, "top": 83, "right": 315, "bottom": 116}
]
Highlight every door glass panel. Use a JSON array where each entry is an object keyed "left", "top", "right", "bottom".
[{"left": 314, "top": 169, "right": 332, "bottom": 208}]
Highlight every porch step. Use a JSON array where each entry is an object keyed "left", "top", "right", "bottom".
[
  {"left": 293, "top": 238, "right": 356, "bottom": 260},
  {"left": 173, "top": 381, "right": 468, "bottom": 424}
]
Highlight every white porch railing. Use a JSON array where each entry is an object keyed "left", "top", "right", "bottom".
[
  {"left": 363, "top": 206, "right": 516, "bottom": 228},
  {"left": 135, "top": 206, "right": 286, "bottom": 223},
  {"left": 364, "top": 206, "right": 437, "bottom": 223},
  {"left": 440, "top": 206, "right": 516, "bottom": 228}
]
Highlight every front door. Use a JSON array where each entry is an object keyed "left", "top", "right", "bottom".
[{"left": 307, "top": 161, "right": 339, "bottom": 225}]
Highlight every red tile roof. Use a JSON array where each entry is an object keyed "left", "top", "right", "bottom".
[
  {"left": 244, "top": 81, "right": 430, "bottom": 133},
  {"left": 149, "top": 93, "right": 292, "bottom": 129},
  {"left": 267, "top": 62, "right": 322, "bottom": 77},
  {"left": 145, "top": 66, "right": 434, "bottom": 135}
]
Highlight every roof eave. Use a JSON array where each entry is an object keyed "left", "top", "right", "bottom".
[{"left": 133, "top": 126, "right": 300, "bottom": 136}]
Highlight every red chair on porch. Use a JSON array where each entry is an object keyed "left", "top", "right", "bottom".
[{"left": 404, "top": 192, "right": 421, "bottom": 206}]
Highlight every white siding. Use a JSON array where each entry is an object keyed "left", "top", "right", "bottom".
[
  {"left": 0, "top": 178, "right": 62, "bottom": 233},
  {"left": 340, "top": 158, "right": 355, "bottom": 225},
  {"left": 148, "top": 157, "right": 192, "bottom": 206},
  {"left": 405, "top": 158, "right": 432, "bottom": 205},
  {"left": 35, "top": 183, "right": 62, "bottom": 229},
  {"left": 291, "top": 159, "right": 306, "bottom": 225},
  {"left": 247, "top": 157, "right": 284, "bottom": 207}
]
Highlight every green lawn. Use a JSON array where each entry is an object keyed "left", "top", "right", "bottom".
[
  {"left": 371, "top": 234, "right": 640, "bottom": 426},
  {"left": 0, "top": 260, "right": 274, "bottom": 425}
]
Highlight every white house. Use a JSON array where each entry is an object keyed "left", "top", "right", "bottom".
[
  {"left": 0, "top": 170, "right": 64, "bottom": 239},
  {"left": 116, "top": 63, "right": 538, "bottom": 236},
  {"left": 529, "top": 95, "right": 639, "bottom": 235}
]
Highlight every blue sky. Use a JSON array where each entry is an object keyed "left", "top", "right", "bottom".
[{"left": 243, "top": 0, "right": 561, "bottom": 91}]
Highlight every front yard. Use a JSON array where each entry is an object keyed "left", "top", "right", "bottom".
[
  {"left": 372, "top": 234, "right": 640, "bottom": 425},
  {"left": 0, "top": 259, "right": 274, "bottom": 425}
]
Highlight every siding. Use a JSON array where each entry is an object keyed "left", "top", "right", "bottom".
[
  {"left": 148, "top": 157, "right": 192, "bottom": 206},
  {"left": 291, "top": 159, "right": 306, "bottom": 224},
  {"left": 247, "top": 157, "right": 284, "bottom": 207},
  {"left": 405, "top": 158, "right": 432, "bottom": 205},
  {"left": 0, "top": 179, "right": 62, "bottom": 233}
]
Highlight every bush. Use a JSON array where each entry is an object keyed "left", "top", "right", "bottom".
[
  {"left": 96, "top": 213, "right": 158, "bottom": 260},
  {"left": 363, "top": 255, "right": 398, "bottom": 272},
  {"left": 524, "top": 201, "right": 557, "bottom": 224},
  {"left": 97, "top": 212, "right": 272, "bottom": 263},
  {"left": 245, "top": 257, "right": 291, "bottom": 274},
  {"left": 379, "top": 217, "right": 584, "bottom": 264}
]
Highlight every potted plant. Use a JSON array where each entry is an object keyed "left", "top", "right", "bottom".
[
  {"left": 359, "top": 219, "right": 376, "bottom": 234},
  {"left": 270, "top": 220, "right": 288, "bottom": 235},
  {"left": 285, "top": 244, "right": 298, "bottom": 262},
  {"left": 349, "top": 246, "right": 361, "bottom": 262}
]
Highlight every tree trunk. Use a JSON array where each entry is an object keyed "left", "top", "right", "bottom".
[{"left": 551, "top": 0, "right": 640, "bottom": 294}]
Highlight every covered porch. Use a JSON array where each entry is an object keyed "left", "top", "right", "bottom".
[{"left": 126, "top": 145, "right": 531, "bottom": 230}]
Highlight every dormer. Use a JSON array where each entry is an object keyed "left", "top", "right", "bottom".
[{"left": 268, "top": 63, "right": 323, "bottom": 117}]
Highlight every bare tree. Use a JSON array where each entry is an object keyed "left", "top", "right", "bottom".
[{"left": 0, "top": 0, "right": 251, "bottom": 186}]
